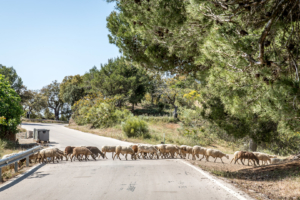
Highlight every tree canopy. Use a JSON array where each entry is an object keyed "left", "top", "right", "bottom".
[
  {"left": 59, "top": 75, "right": 85, "bottom": 106},
  {"left": 0, "top": 74, "right": 23, "bottom": 139},
  {"left": 41, "top": 80, "right": 68, "bottom": 120},
  {"left": 83, "top": 57, "right": 150, "bottom": 110},
  {"left": 106, "top": 0, "right": 300, "bottom": 143}
]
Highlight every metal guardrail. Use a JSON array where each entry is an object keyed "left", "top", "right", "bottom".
[{"left": 0, "top": 146, "right": 43, "bottom": 182}]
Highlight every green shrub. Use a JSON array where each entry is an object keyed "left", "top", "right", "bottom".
[
  {"left": 179, "top": 108, "right": 200, "bottom": 127},
  {"left": 85, "top": 103, "right": 117, "bottom": 128},
  {"left": 122, "top": 117, "right": 150, "bottom": 138},
  {"left": 115, "top": 109, "right": 133, "bottom": 123}
]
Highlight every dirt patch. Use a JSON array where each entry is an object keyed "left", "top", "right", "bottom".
[
  {"left": 163, "top": 123, "right": 180, "bottom": 130},
  {"left": 187, "top": 155, "right": 300, "bottom": 200}
]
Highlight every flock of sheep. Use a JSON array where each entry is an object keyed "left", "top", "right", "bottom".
[{"left": 1, "top": 143, "right": 288, "bottom": 174}]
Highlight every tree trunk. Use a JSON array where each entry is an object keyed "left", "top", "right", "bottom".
[
  {"left": 249, "top": 139, "right": 257, "bottom": 151},
  {"left": 132, "top": 103, "right": 135, "bottom": 111},
  {"left": 156, "top": 95, "right": 161, "bottom": 105},
  {"left": 117, "top": 100, "right": 122, "bottom": 107},
  {"left": 151, "top": 93, "right": 154, "bottom": 105},
  {"left": 55, "top": 109, "right": 60, "bottom": 120},
  {"left": 173, "top": 105, "right": 178, "bottom": 119}
]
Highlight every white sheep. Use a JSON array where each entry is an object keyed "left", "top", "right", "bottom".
[
  {"left": 192, "top": 146, "right": 207, "bottom": 160},
  {"left": 138, "top": 145, "right": 160, "bottom": 159},
  {"left": 101, "top": 146, "right": 116, "bottom": 159},
  {"left": 1, "top": 153, "right": 17, "bottom": 173},
  {"left": 179, "top": 145, "right": 193, "bottom": 159},
  {"left": 252, "top": 152, "right": 272, "bottom": 165},
  {"left": 113, "top": 146, "right": 136, "bottom": 160},
  {"left": 205, "top": 149, "right": 229, "bottom": 163}
]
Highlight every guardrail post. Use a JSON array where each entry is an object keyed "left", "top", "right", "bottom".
[
  {"left": 0, "top": 167, "right": 2, "bottom": 182},
  {"left": 14, "top": 162, "right": 18, "bottom": 173},
  {"left": 26, "top": 156, "right": 29, "bottom": 167}
]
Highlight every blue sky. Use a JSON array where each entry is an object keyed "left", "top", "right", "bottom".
[{"left": 0, "top": 0, "right": 120, "bottom": 90}]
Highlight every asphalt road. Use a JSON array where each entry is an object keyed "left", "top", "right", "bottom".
[{"left": 0, "top": 123, "right": 252, "bottom": 200}]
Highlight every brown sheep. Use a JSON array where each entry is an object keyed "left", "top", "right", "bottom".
[
  {"left": 235, "top": 151, "right": 260, "bottom": 166},
  {"left": 64, "top": 146, "right": 75, "bottom": 161},
  {"left": 71, "top": 147, "right": 95, "bottom": 162},
  {"left": 130, "top": 145, "right": 140, "bottom": 159},
  {"left": 85, "top": 146, "right": 105, "bottom": 159}
]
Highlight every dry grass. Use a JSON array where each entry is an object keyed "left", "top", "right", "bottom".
[
  {"left": 17, "top": 125, "right": 27, "bottom": 133},
  {"left": 0, "top": 162, "right": 38, "bottom": 183},
  {"left": 197, "top": 160, "right": 300, "bottom": 200}
]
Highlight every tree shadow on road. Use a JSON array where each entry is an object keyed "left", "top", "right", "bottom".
[
  {"left": 21, "top": 123, "right": 49, "bottom": 126},
  {"left": 0, "top": 164, "right": 47, "bottom": 192}
]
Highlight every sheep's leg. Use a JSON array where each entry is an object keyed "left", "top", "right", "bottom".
[
  {"left": 220, "top": 158, "right": 224, "bottom": 164},
  {"left": 118, "top": 153, "right": 121, "bottom": 160},
  {"left": 112, "top": 153, "right": 117, "bottom": 160},
  {"left": 241, "top": 159, "right": 245, "bottom": 165},
  {"left": 206, "top": 156, "right": 209, "bottom": 162},
  {"left": 214, "top": 157, "right": 217, "bottom": 163},
  {"left": 149, "top": 153, "right": 152, "bottom": 159},
  {"left": 125, "top": 154, "right": 128, "bottom": 160},
  {"left": 112, "top": 152, "right": 114, "bottom": 159},
  {"left": 230, "top": 158, "right": 234, "bottom": 164},
  {"left": 252, "top": 159, "right": 256, "bottom": 166},
  {"left": 200, "top": 154, "right": 205, "bottom": 161}
]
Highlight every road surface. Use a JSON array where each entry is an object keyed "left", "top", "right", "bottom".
[{"left": 0, "top": 123, "right": 252, "bottom": 200}]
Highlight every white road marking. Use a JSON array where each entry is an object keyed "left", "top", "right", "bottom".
[{"left": 179, "top": 160, "right": 248, "bottom": 200}]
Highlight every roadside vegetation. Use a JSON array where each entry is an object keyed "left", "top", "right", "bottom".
[{"left": 1, "top": 0, "right": 300, "bottom": 198}]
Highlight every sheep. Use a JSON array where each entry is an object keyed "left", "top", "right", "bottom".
[
  {"left": 252, "top": 152, "right": 272, "bottom": 165},
  {"left": 113, "top": 146, "right": 137, "bottom": 161},
  {"left": 1, "top": 153, "right": 17, "bottom": 173},
  {"left": 85, "top": 146, "right": 105, "bottom": 159},
  {"left": 130, "top": 145, "right": 140, "bottom": 159},
  {"left": 29, "top": 152, "right": 40, "bottom": 163},
  {"left": 70, "top": 147, "right": 95, "bottom": 162},
  {"left": 38, "top": 148, "right": 56, "bottom": 163},
  {"left": 179, "top": 145, "right": 193, "bottom": 159},
  {"left": 154, "top": 144, "right": 167, "bottom": 158},
  {"left": 64, "top": 146, "right": 76, "bottom": 161},
  {"left": 230, "top": 151, "right": 242, "bottom": 164},
  {"left": 205, "top": 149, "right": 229, "bottom": 163},
  {"left": 155, "top": 144, "right": 179, "bottom": 159},
  {"left": 53, "top": 148, "right": 67, "bottom": 161},
  {"left": 101, "top": 146, "right": 116, "bottom": 159},
  {"left": 138, "top": 145, "right": 160, "bottom": 159},
  {"left": 165, "top": 145, "right": 180, "bottom": 158},
  {"left": 192, "top": 146, "right": 207, "bottom": 161},
  {"left": 38, "top": 148, "right": 63, "bottom": 163},
  {"left": 235, "top": 151, "right": 259, "bottom": 166}
]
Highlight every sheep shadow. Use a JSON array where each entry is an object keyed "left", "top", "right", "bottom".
[
  {"left": 218, "top": 161, "right": 300, "bottom": 182},
  {"left": 0, "top": 164, "right": 46, "bottom": 192}
]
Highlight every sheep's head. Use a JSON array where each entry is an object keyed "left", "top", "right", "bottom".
[
  {"left": 100, "top": 152, "right": 105, "bottom": 159},
  {"left": 225, "top": 155, "right": 229, "bottom": 159}
]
